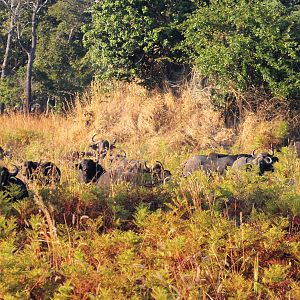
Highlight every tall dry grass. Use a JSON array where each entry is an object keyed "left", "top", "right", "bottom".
[
  {"left": 0, "top": 81, "right": 294, "bottom": 168},
  {"left": 71, "top": 81, "right": 235, "bottom": 155}
]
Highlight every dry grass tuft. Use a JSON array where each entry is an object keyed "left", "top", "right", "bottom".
[
  {"left": 235, "top": 114, "right": 289, "bottom": 152},
  {"left": 70, "top": 81, "right": 236, "bottom": 154}
]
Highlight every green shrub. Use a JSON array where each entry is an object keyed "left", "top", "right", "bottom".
[
  {"left": 83, "top": 0, "right": 196, "bottom": 87},
  {"left": 0, "top": 77, "right": 22, "bottom": 107},
  {"left": 183, "top": 0, "right": 300, "bottom": 100}
]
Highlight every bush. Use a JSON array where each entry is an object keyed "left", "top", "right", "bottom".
[
  {"left": 0, "top": 77, "right": 22, "bottom": 107},
  {"left": 183, "top": 0, "right": 300, "bottom": 100},
  {"left": 83, "top": 0, "right": 196, "bottom": 87}
]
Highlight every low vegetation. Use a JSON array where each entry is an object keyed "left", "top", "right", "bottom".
[
  {"left": 0, "top": 82, "right": 299, "bottom": 299},
  {"left": 1, "top": 0, "right": 299, "bottom": 298}
]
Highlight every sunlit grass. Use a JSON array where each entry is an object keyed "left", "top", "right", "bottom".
[{"left": 0, "top": 81, "right": 299, "bottom": 299}]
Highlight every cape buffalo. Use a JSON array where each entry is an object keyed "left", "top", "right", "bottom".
[
  {"left": 90, "top": 135, "right": 116, "bottom": 159},
  {"left": 75, "top": 159, "right": 105, "bottom": 183},
  {"left": 232, "top": 151, "right": 279, "bottom": 175},
  {"left": 147, "top": 161, "right": 172, "bottom": 184},
  {"left": 0, "top": 166, "right": 28, "bottom": 200},
  {"left": 182, "top": 153, "right": 252, "bottom": 176},
  {"left": 96, "top": 160, "right": 172, "bottom": 188},
  {"left": 96, "top": 168, "right": 144, "bottom": 187},
  {"left": 22, "top": 161, "right": 61, "bottom": 184}
]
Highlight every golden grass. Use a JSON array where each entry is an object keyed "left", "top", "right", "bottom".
[
  {"left": 71, "top": 81, "right": 236, "bottom": 155},
  {"left": 0, "top": 81, "right": 295, "bottom": 169}
]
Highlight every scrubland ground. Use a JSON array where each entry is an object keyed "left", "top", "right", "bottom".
[{"left": 0, "top": 82, "right": 300, "bottom": 299}]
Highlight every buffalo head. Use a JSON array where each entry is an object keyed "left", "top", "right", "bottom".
[
  {"left": 90, "top": 134, "right": 116, "bottom": 159},
  {"left": 75, "top": 159, "right": 105, "bottom": 183}
]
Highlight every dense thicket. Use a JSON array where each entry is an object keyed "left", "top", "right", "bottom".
[
  {"left": 0, "top": 0, "right": 299, "bottom": 111},
  {"left": 183, "top": 0, "right": 300, "bottom": 100},
  {"left": 34, "top": 0, "right": 93, "bottom": 107},
  {"left": 83, "top": 0, "right": 197, "bottom": 87}
]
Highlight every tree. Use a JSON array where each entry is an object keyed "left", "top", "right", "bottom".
[
  {"left": 0, "top": 3, "right": 7, "bottom": 68},
  {"left": 183, "top": 0, "right": 300, "bottom": 100},
  {"left": 83, "top": 0, "right": 196, "bottom": 88},
  {"left": 1, "top": 1, "right": 12, "bottom": 79},
  {"left": 34, "top": 0, "right": 93, "bottom": 106},
  {"left": 1, "top": 0, "right": 50, "bottom": 113}
]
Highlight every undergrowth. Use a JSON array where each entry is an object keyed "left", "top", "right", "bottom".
[{"left": 0, "top": 82, "right": 299, "bottom": 299}]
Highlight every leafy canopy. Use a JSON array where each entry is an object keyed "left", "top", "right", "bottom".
[
  {"left": 34, "top": 0, "right": 93, "bottom": 103},
  {"left": 83, "top": 0, "right": 196, "bottom": 87},
  {"left": 183, "top": 0, "right": 300, "bottom": 99}
]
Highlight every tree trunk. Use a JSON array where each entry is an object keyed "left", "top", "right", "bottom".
[
  {"left": 25, "top": 8, "right": 38, "bottom": 114},
  {"left": 1, "top": 17, "right": 13, "bottom": 79},
  {"left": 1, "top": 1, "right": 15, "bottom": 79},
  {"left": 25, "top": 52, "right": 34, "bottom": 113}
]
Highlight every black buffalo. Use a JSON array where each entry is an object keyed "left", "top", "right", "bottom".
[
  {"left": 22, "top": 161, "right": 61, "bottom": 184},
  {"left": 75, "top": 159, "right": 105, "bottom": 183},
  {"left": 0, "top": 166, "right": 28, "bottom": 200}
]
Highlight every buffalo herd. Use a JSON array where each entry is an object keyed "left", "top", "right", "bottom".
[
  {"left": 0, "top": 136, "right": 299, "bottom": 202},
  {"left": 182, "top": 149, "right": 279, "bottom": 176}
]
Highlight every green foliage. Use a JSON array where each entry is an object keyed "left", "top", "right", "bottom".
[
  {"left": 183, "top": 0, "right": 300, "bottom": 99},
  {"left": 0, "top": 173, "right": 299, "bottom": 298},
  {"left": 0, "top": 215, "right": 16, "bottom": 238},
  {"left": 52, "top": 281, "right": 74, "bottom": 300},
  {"left": 0, "top": 191, "right": 13, "bottom": 216},
  {"left": 34, "top": 0, "right": 93, "bottom": 105},
  {"left": 0, "top": 118, "right": 299, "bottom": 298},
  {"left": 83, "top": 0, "right": 196, "bottom": 87},
  {"left": 263, "top": 264, "right": 290, "bottom": 284},
  {"left": 0, "top": 76, "right": 22, "bottom": 107},
  {"left": 0, "top": 214, "right": 55, "bottom": 299},
  {"left": 0, "top": 0, "right": 93, "bottom": 110}
]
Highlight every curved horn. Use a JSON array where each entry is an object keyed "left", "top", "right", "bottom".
[
  {"left": 268, "top": 145, "right": 274, "bottom": 156},
  {"left": 163, "top": 175, "right": 171, "bottom": 185},
  {"left": 155, "top": 161, "right": 164, "bottom": 169},
  {"left": 92, "top": 134, "right": 99, "bottom": 143},
  {"left": 252, "top": 149, "right": 257, "bottom": 157},
  {"left": 144, "top": 161, "right": 151, "bottom": 172},
  {"left": 264, "top": 157, "right": 272, "bottom": 164},
  {"left": 10, "top": 165, "right": 19, "bottom": 177}
]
